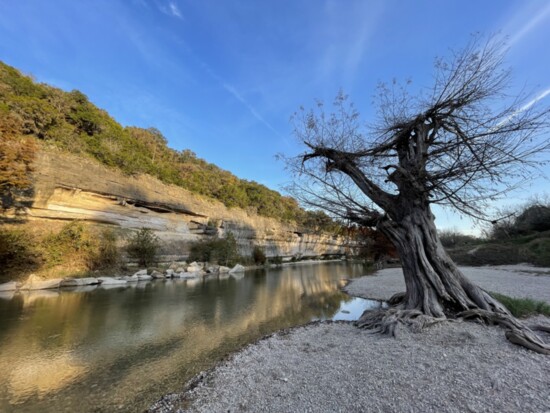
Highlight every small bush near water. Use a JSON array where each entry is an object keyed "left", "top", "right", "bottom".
[
  {"left": 490, "top": 292, "right": 550, "bottom": 318},
  {"left": 252, "top": 246, "right": 266, "bottom": 265},
  {"left": 126, "top": 228, "right": 160, "bottom": 267},
  {"left": 0, "top": 227, "right": 42, "bottom": 281},
  {"left": 0, "top": 222, "right": 122, "bottom": 282},
  {"left": 188, "top": 232, "right": 239, "bottom": 267},
  {"left": 88, "top": 228, "right": 119, "bottom": 270}
]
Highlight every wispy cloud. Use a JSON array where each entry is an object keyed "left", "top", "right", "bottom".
[
  {"left": 521, "top": 87, "right": 550, "bottom": 111},
  {"left": 315, "top": 2, "right": 385, "bottom": 87},
  {"left": 168, "top": 2, "right": 182, "bottom": 19},
  {"left": 506, "top": 2, "right": 550, "bottom": 46},
  {"left": 157, "top": 0, "right": 183, "bottom": 20},
  {"left": 198, "top": 60, "right": 281, "bottom": 136},
  {"left": 495, "top": 86, "right": 550, "bottom": 128}
]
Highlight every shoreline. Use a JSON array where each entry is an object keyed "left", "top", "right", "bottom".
[
  {"left": 148, "top": 264, "right": 550, "bottom": 413},
  {"left": 0, "top": 258, "right": 351, "bottom": 296}
]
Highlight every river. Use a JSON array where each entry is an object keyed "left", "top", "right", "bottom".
[{"left": 0, "top": 261, "right": 376, "bottom": 412}]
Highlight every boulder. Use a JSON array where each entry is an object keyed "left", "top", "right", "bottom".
[
  {"left": 229, "top": 264, "right": 246, "bottom": 274},
  {"left": 20, "top": 275, "right": 63, "bottom": 290},
  {"left": 218, "top": 266, "right": 231, "bottom": 273},
  {"left": 175, "top": 267, "right": 186, "bottom": 273},
  {"left": 169, "top": 261, "right": 186, "bottom": 271},
  {"left": 0, "top": 281, "right": 18, "bottom": 291},
  {"left": 133, "top": 269, "right": 148, "bottom": 276},
  {"left": 165, "top": 269, "right": 174, "bottom": 277},
  {"left": 176, "top": 272, "right": 199, "bottom": 280},
  {"left": 206, "top": 266, "right": 219, "bottom": 274},
  {"left": 98, "top": 277, "right": 127, "bottom": 285},
  {"left": 121, "top": 275, "right": 139, "bottom": 283},
  {"left": 187, "top": 262, "right": 203, "bottom": 273},
  {"left": 151, "top": 270, "right": 164, "bottom": 279},
  {"left": 60, "top": 277, "right": 99, "bottom": 287},
  {"left": 137, "top": 274, "right": 152, "bottom": 281}
]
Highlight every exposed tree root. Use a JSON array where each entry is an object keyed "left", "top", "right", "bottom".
[
  {"left": 355, "top": 306, "right": 550, "bottom": 355},
  {"left": 355, "top": 307, "right": 446, "bottom": 336},
  {"left": 459, "top": 309, "right": 550, "bottom": 355}
]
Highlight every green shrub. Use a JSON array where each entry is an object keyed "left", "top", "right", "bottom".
[
  {"left": 188, "top": 232, "right": 239, "bottom": 266},
  {"left": 126, "top": 228, "right": 160, "bottom": 267},
  {"left": 87, "top": 228, "right": 119, "bottom": 270},
  {"left": 0, "top": 227, "right": 42, "bottom": 281},
  {"left": 490, "top": 292, "right": 550, "bottom": 318},
  {"left": 269, "top": 255, "right": 283, "bottom": 265},
  {"left": 42, "top": 221, "right": 93, "bottom": 266},
  {"left": 252, "top": 245, "right": 266, "bottom": 265}
]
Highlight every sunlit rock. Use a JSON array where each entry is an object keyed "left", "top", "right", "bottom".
[
  {"left": 151, "top": 270, "right": 164, "bottom": 279},
  {"left": 0, "top": 281, "right": 18, "bottom": 291},
  {"left": 187, "top": 262, "right": 202, "bottom": 273},
  {"left": 133, "top": 269, "right": 148, "bottom": 276},
  {"left": 229, "top": 264, "right": 245, "bottom": 274},
  {"left": 98, "top": 277, "right": 127, "bottom": 285},
  {"left": 20, "top": 275, "right": 62, "bottom": 290},
  {"left": 60, "top": 277, "right": 99, "bottom": 287},
  {"left": 175, "top": 272, "right": 199, "bottom": 280}
]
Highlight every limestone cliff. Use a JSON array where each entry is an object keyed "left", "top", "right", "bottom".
[{"left": 25, "top": 149, "right": 347, "bottom": 260}]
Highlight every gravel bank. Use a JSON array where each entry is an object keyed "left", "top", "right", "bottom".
[
  {"left": 345, "top": 265, "right": 550, "bottom": 303},
  {"left": 149, "top": 265, "right": 550, "bottom": 413}
]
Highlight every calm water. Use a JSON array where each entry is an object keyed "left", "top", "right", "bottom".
[{"left": 0, "top": 262, "right": 375, "bottom": 413}]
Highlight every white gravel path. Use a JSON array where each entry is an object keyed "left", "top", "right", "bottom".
[
  {"left": 345, "top": 264, "right": 550, "bottom": 303},
  {"left": 149, "top": 265, "right": 550, "bottom": 413}
]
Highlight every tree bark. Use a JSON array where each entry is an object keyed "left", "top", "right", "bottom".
[
  {"left": 376, "top": 205, "right": 505, "bottom": 318},
  {"left": 356, "top": 203, "right": 550, "bottom": 354}
]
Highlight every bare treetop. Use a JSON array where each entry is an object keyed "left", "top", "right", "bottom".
[{"left": 288, "top": 36, "right": 550, "bottom": 224}]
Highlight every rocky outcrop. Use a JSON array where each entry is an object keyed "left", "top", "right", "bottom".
[
  {"left": 60, "top": 278, "right": 100, "bottom": 287},
  {"left": 20, "top": 275, "right": 63, "bottom": 290},
  {"left": 23, "top": 149, "right": 349, "bottom": 260}
]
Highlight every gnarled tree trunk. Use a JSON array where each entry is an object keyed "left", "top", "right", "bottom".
[
  {"left": 377, "top": 206, "right": 504, "bottom": 317},
  {"left": 356, "top": 204, "right": 550, "bottom": 354}
]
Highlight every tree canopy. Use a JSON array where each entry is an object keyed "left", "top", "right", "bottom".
[{"left": 287, "top": 37, "right": 550, "bottom": 227}]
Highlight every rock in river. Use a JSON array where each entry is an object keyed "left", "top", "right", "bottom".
[
  {"left": 20, "top": 275, "right": 63, "bottom": 290},
  {"left": 98, "top": 277, "right": 127, "bottom": 285},
  {"left": 0, "top": 281, "right": 18, "bottom": 291},
  {"left": 60, "top": 277, "right": 99, "bottom": 287},
  {"left": 229, "top": 264, "right": 245, "bottom": 274}
]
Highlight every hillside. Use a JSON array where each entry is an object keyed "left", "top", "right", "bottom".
[
  {"left": 0, "top": 61, "right": 336, "bottom": 231},
  {"left": 441, "top": 204, "right": 550, "bottom": 267}
]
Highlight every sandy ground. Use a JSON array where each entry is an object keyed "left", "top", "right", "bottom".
[{"left": 148, "top": 265, "right": 550, "bottom": 413}]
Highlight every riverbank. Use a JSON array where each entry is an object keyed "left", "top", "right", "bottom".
[{"left": 149, "top": 265, "right": 550, "bottom": 412}]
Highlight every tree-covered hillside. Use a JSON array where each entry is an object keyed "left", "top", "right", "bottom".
[{"left": 0, "top": 61, "right": 335, "bottom": 229}]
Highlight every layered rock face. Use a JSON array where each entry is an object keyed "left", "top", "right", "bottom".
[{"left": 25, "top": 149, "right": 347, "bottom": 260}]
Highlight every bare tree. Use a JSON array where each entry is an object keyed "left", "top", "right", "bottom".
[{"left": 285, "top": 37, "right": 550, "bottom": 353}]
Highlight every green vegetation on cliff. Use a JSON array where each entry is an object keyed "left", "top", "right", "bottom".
[{"left": 0, "top": 61, "right": 336, "bottom": 229}]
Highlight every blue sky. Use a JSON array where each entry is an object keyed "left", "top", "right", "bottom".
[{"left": 0, "top": 0, "right": 549, "bottom": 233}]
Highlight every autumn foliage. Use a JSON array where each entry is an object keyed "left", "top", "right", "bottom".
[{"left": 0, "top": 109, "right": 35, "bottom": 209}]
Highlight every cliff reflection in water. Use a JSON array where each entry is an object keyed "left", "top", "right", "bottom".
[{"left": 0, "top": 261, "right": 370, "bottom": 413}]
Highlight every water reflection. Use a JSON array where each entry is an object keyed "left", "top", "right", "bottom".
[{"left": 0, "top": 262, "right": 370, "bottom": 413}]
